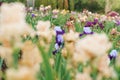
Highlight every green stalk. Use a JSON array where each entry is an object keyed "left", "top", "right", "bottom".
[
  {"left": 55, "top": 52, "right": 61, "bottom": 72},
  {"left": 0, "top": 58, "right": 3, "bottom": 70},
  {"left": 37, "top": 43, "right": 54, "bottom": 80}
]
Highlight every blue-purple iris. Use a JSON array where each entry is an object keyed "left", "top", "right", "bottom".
[
  {"left": 79, "top": 27, "right": 93, "bottom": 37},
  {"left": 98, "top": 22, "right": 104, "bottom": 29},
  {"left": 92, "top": 19, "right": 98, "bottom": 25},
  {"left": 85, "top": 21, "right": 93, "bottom": 27},
  {"left": 53, "top": 26, "right": 65, "bottom": 55},
  {"left": 31, "top": 13, "right": 35, "bottom": 17},
  {"left": 85, "top": 19, "right": 104, "bottom": 29},
  {"left": 115, "top": 20, "right": 120, "bottom": 26},
  {"left": 108, "top": 49, "right": 118, "bottom": 60}
]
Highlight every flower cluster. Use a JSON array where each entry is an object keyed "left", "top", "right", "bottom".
[
  {"left": 53, "top": 26, "right": 65, "bottom": 55},
  {"left": 79, "top": 27, "right": 93, "bottom": 37},
  {"left": 39, "top": 5, "right": 51, "bottom": 17},
  {"left": 0, "top": 2, "right": 120, "bottom": 80},
  {"left": 52, "top": 9, "right": 59, "bottom": 18},
  {"left": 85, "top": 18, "right": 104, "bottom": 29}
]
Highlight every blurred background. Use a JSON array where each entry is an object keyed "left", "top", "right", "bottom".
[{"left": 0, "top": 0, "right": 120, "bottom": 13}]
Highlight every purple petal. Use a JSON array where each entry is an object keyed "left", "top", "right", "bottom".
[
  {"left": 31, "top": 13, "right": 35, "bottom": 17},
  {"left": 85, "top": 21, "right": 93, "bottom": 27},
  {"left": 116, "top": 20, "right": 120, "bottom": 26},
  {"left": 84, "top": 31, "right": 94, "bottom": 35},
  {"left": 56, "top": 35, "right": 64, "bottom": 45},
  {"left": 79, "top": 33, "right": 84, "bottom": 37},
  {"left": 108, "top": 49, "right": 118, "bottom": 60},
  {"left": 54, "top": 26, "right": 65, "bottom": 35},
  {"left": 110, "top": 50, "right": 118, "bottom": 57},
  {"left": 53, "top": 50, "right": 58, "bottom": 55},
  {"left": 92, "top": 18, "right": 98, "bottom": 25},
  {"left": 83, "top": 27, "right": 92, "bottom": 34},
  {"left": 56, "top": 30, "right": 65, "bottom": 35},
  {"left": 54, "top": 26, "right": 62, "bottom": 32},
  {"left": 55, "top": 43, "right": 59, "bottom": 50},
  {"left": 98, "top": 22, "right": 104, "bottom": 29}
]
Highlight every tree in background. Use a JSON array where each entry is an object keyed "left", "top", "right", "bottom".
[
  {"left": 1, "top": 0, "right": 120, "bottom": 13},
  {"left": 64, "top": 0, "right": 69, "bottom": 10},
  {"left": 105, "top": 0, "right": 112, "bottom": 13},
  {"left": 26, "top": 0, "right": 35, "bottom": 8}
]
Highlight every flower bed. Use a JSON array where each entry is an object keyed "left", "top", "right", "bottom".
[{"left": 0, "top": 2, "right": 120, "bottom": 80}]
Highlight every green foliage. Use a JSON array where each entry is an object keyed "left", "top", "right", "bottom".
[
  {"left": 74, "top": 0, "right": 105, "bottom": 12},
  {"left": 0, "top": 1, "right": 120, "bottom": 80},
  {"left": 12, "top": 48, "right": 21, "bottom": 69},
  {"left": 1, "top": 0, "right": 120, "bottom": 13},
  {"left": 37, "top": 44, "right": 54, "bottom": 80},
  {"left": 69, "top": 0, "right": 74, "bottom": 10},
  {"left": 52, "top": 14, "right": 70, "bottom": 27},
  {"left": 0, "top": 57, "right": 3, "bottom": 70}
]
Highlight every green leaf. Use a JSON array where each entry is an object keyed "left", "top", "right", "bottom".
[
  {"left": 48, "top": 36, "right": 55, "bottom": 57},
  {"left": 12, "top": 48, "right": 21, "bottom": 69},
  {"left": 37, "top": 43, "right": 54, "bottom": 80},
  {"left": 0, "top": 58, "right": 3, "bottom": 70}
]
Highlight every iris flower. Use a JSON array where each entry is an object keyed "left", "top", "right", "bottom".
[
  {"left": 98, "top": 22, "right": 104, "bottom": 29},
  {"left": 85, "top": 21, "right": 93, "bottom": 27},
  {"left": 85, "top": 19, "right": 104, "bottom": 29},
  {"left": 53, "top": 26, "right": 65, "bottom": 55},
  {"left": 79, "top": 27, "right": 93, "bottom": 37},
  {"left": 108, "top": 49, "right": 118, "bottom": 60},
  {"left": 115, "top": 20, "right": 120, "bottom": 26},
  {"left": 92, "top": 18, "right": 98, "bottom": 25},
  {"left": 31, "top": 13, "right": 35, "bottom": 17}
]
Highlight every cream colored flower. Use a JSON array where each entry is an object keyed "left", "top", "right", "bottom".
[
  {"left": 6, "top": 67, "right": 37, "bottom": 80},
  {"left": 36, "top": 21, "right": 50, "bottom": 32},
  {"left": 72, "top": 33, "right": 111, "bottom": 65},
  {"left": 49, "top": 58, "right": 55, "bottom": 67},
  {"left": 62, "top": 30, "right": 79, "bottom": 57},
  {"left": 19, "top": 41, "right": 42, "bottom": 67},
  {"left": 0, "top": 46, "right": 13, "bottom": 67},
  {"left": 98, "top": 54, "right": 116, "bottom": 78},
  {"left": 75, "top": 72, "right": 92, "bottom": 80},
  {"left": 92, "top": 54, "right": 117, "bottom": 78},
  {"left": 52, "top": 9, "right": 59, "bottom": 15},
  {"left": 100, "top": 15, "right": 107, "bottom": 22},
  {"left": 75, "top": 33, "right": 111, "bottom": 58},
  {"left": 0, "top": 2, "right": 33, "bottom": 43},
  {"left": 36, "top": 21, "right": 52, "bottom": 42},
  {"left": 61, "top": 48, "right": 68, "bottom": 58},
  {"left": 115, "top": 53, "right": 120, "bottom": 67},
  {"left": 61, "top": 9, "right": 68, "bottom": 15},
  {"left": 78, "top": 15, "right": 88, "bottom": 22},
  {"left": 63, "top": 30, "right": 79, "bottom": 42},
  {"left": 72, "top": 51, "right": 91, "bottom": 64},
  {"left": 0, "top": 2, "right": 26, "bottom": 25}
]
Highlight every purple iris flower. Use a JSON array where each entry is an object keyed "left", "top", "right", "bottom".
[
  {"left": 108, "top": 49, "right": 118, "bottom": 60},
  {"left": 79, "top": 27, "right": 93, "bottom": 37},
  {"left": 54, "top": 26, "right": 65, "bottom": 45},
  {"left": 53, "top": 26, "right": 65, "bottom": 55},
  {"left": 55, "top": 43, "right": 59, "bottom": 50},
  {"left": 115, "top": 20, "right": 120, "bottom": 26},
  {"left": 85, "top": 19, "right": 104, "bottom": 30},
  {"left": 56, "top": 35, "right": 64, "bottom": 46},
  {"left": 53, "top": 50, "right": 58, "bottom": 55},
  {"left": 83, "top": 27, "right": 92, "bottom": 34},
  {"left": 85, "top": 21, "right": 93, "bottom": 27},
  {"left": 54, "top": 26, "right": 65, "bottom": 35},
  {"left": 98, "top": 22, "right": 104, "bottom": 29},
  {"left": 92, "top": 19, "right": 98, "bottom": 25},
  {"left": 31, "top": 13, "right": 35, "bottom": 17}
]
